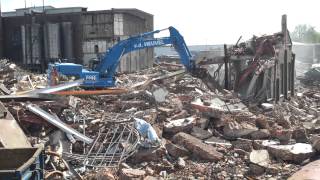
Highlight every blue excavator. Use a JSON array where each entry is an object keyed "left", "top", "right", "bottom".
[{"left": 48, "top": 26, "right": 195, "bottom": 88}]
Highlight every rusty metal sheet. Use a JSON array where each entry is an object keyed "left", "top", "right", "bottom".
[
  {"left": 49, "top": 88, "right": 128, "bottom": 95},
  {"left": 0, "top": 102, "right": 31, "bottom": 148}
]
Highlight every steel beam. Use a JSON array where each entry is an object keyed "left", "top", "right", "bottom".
[{"left": 26, "top": 104, "right": 93, "bottom": 144}]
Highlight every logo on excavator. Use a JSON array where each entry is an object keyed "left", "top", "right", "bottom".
[
  {"left": 85, "top": 75, "right": 97, "bottom": 81},
  {"left": 134, "top": 40, "right": 165, "bottom": 48}
]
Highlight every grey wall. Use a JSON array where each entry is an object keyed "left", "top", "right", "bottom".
[{"left": 2, "top": 8, "right": 154, "bottom": 73}]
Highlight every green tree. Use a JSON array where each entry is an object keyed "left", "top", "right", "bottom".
[{"left": 291, "top": 24, "right": 320, "bottom": 43}]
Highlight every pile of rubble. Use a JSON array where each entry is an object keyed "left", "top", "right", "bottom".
[
  {"left": 1, "top": 59, "right": 320, "bottom": 179},
  {"left": 0, "top": 59, "right": 47, "bottom": 95}
]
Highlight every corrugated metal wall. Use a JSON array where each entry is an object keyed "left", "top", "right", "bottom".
[
  {"left": 21, "top": 24, "right": 42, "bottom": 65},
  {"left": 44, "top": 23, "right": 61, "bottom": 59},
  {"left": 3, "top": 9, "right": 154, "bottom": 72},
  {"left": 61, "top": 22, "right": 73, "bottom": 59}
]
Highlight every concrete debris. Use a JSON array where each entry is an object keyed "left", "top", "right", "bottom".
[
  {"left": 249, "top": 163, "right": 266, "bottom": 176},
  {"left": 223, "top": 121, "right": 258, "bottom": 139},
  {"left": 163, "top": 117, "right": 194, "bottom": 137},
  {"left": 250, "top": 129, "right": 271, "bottom": 140},
  {"left": 261, "top": 103, "right": 274, "bottom": 110},
  {"left": 204, "top": 136, "right": 232, "bottom": 147},
  {"left": 288, "top": 159, "right": 320, "bottom": 180},
  {"left": 310, "top": 134, "right": 320, "bottom": 152},
  {"left": 172, "top": 132, "right": 223, "bottom": 161},
  {"left": 0, "top": 101, "right": 31, "bottom": 148},
  {"left": 292, "top": 128, "right": 308, "bottom": 143},
  {"left": 176, "top": 157, "right": 186, "bottom": 169},
  {"left": 152, "top": 87, "right": 169, "bottom": 102},
  {"left": 267, "top": 143, "right": 315, "bottom": 163},
  {"left": 90, "top": 168, "right": 115, "bottom": 180},
  {"left": 231, "top": 138, "right": 253, "bottom": 152},
  {"left": 165, "top": 141, "right": 190, "bottom": 158},
  {"left": 249, "top": 150, "right": 270, "bottom": 167},
  {"left": 131, "top": 146, "right": 167, "bottom": 163},
  {"left": 299, "top": 63, "right": 320, "bottom": 85},
  {"left": 270, "top": 128, "right": 293, "bottom": 145},
  {"left": 191, "top": 126, "right": 213, "bottom": 140},
  {"left": 191, "top": 97, "right": 248, "bottom": 118},
  {"left": 120, "top": 168, "right": 146, "bottom": 180},
  {"left": 0, "top": 51, "right": 318, "bottom": 180}
]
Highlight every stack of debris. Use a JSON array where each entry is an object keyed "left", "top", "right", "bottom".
[
  {"left": 0, "top": 58, "right": 319, "bottom": 179},
  {"left": 0, "top": 59, "right": 47, "bottom": 95}
]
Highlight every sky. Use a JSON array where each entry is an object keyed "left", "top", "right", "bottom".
[{"left": 1, "top": 0, "right": 319, "bottom": 45}]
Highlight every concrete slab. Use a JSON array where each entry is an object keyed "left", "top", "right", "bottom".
[
  {"left": 172, "top": 132, "right": 223, "bottom": 161},
  {"left": 0, "top": 102, "right": 31, "bottom": 148}
]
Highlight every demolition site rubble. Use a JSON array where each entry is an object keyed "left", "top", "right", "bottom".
[{"left": 0, "top": 56, "right": 320, "bottom": 180}]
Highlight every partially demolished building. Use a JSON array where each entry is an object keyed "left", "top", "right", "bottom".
[
  {"left": 1, "top": 12, "right": 320, "bottom": 180},
  {"left": 1, "top": 6, "right": 154, "bottom": 72},
  {"left": 198, "top": 15, "right": 295, "bottom": 103}
]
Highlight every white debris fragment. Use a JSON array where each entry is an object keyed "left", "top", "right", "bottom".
[{"left": 250, "top": 150, "right": 270, "bottom": 167}]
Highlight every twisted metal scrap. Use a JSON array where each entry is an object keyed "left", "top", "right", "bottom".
[{"left": 64, "top": 122, "right": 139, "bottom": 168}]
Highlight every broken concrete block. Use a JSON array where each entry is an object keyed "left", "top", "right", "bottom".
[
  {"left": 172, "top": 132, "right": 223, "bottom": 161},
  {"left": 249, "top": 163, "right": 265, "bottom": 176},
  {"left": 288, "top": 159, "right": 320, "bottom": 180},
  {"left": 195, "top": 117, "right": 209, "bottom": 129},
  {"left": 249, "top": 150, "right": 270, "bottom": 167},
  {"left": 267, "top": 143, "right": 315, "bottom": 164},
  {"left": 165, "top": 141, "right": 190, "bottom": 158},
  {"left": 120, "top": 168, "right": 146, "bottom": 180},
  {"left": 277, "top": 116, "right": 291, "bottom": 129},
  {"left": 270, "top": 128, "right": 292, "bottom": 145},
  {"left": 95, "top": 168, "right": 115, "bottom": 180},
  {"left": 176, "top": 157, "right": 186, "bottom": 169},
  {"left": 191, "top": 126, "right": 213, "bottom": 140},
  {"left": 292, "top": 128, "right": 308, "bottom": 143},
  {"left": 163, "top": 117, "right": 194, "bottom": 137},
  {"left": 303, "top": 122, "right": 320, "bottom": 134},
  {"left": 252, "top": 140, "right": 280, "bottom": 150},
  {"left": 310, "top": 134, "right": 320, "bottom": 152},
  {"left": 261, "top": 103, "right": 273, "bottom": 110},
  {"left": 131, "top": 146, "right": 166, "bottom": 163},
  {"left": 169, "top": 110, "right": 188, "bottom": 120},
  {"left": 158, "top": 107, "right": 175, "bottom": 117},
  {"left": 265, "top": 165, "right": 279, "bottom": 175},
  {"left": 191, "top": 98, "right": 248, "bottom": 118},
  {"left": 204, "top": 136, "right": 232, "bottom": 147},
  {"left": 145, "top": 166, "right": 155, "bottom": 175},
  {"left": 255, "top": 115, "right": 269, "bottom": 129},
  {"left": 0, "top": 84, "right": 10, "bottom": 95},
  {"left": 223, "top": 121, "right": 258, "bottom": 139},
  {"left": 119, "top": 163, "right": 131, "bottom": 169},
  {"left": 152, "top": 87, "right": 168, "bottom": 103},
  {"left": 250, "top": 129, "right": 270, "bottom": 140},
  {"left": 231, "top": 138, "right": 253, "bottom": 152},
  {"left": 144, "top": 176, "right": 162, "bottom": 180}
]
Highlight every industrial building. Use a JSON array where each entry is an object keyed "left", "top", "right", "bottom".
[{"left": 1, "top": 6, "right": 154, "bottom": 72}]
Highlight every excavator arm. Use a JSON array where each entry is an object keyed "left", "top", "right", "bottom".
[
  {"left": 96, "top": 26, "right": 194, "bottom": 77},
  {"left": 48, "top": 26, "right": 195, "bottom": 88}
]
